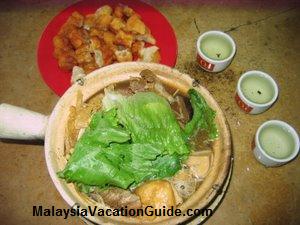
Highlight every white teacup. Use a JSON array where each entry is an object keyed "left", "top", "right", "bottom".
[
  {"left": 196, "top": 31, "right": 236, "bottom": 72},
  {"left": 235, "top": 70, "right": 279, "bottom": 114},
  {"left": 253, "top": 120, "right": 299, "bottom": 167}
]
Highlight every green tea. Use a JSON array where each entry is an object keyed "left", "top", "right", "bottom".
[
  {"left": 241, "top": 75, "right": 275, "bottom": 104},
  {"left": 259, "top": 125, "right": 295, "bottom": 159},
  {"left": 200, "top": 34, "right": 232, "bottom": 60}
]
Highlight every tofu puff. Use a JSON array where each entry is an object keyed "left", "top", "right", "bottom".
[{"left": 53, "top": 5, "right": 161, "bottom": 77}]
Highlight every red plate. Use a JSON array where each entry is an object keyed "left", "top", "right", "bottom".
[{"left": 37, "top": 0, "right": 178, "bottom": 96}]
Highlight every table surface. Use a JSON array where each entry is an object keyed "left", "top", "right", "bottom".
[{"left": 0, "top": 1, "right": 299, "bottom": 225}]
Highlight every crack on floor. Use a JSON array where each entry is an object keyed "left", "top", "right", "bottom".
[
  {"left": 224, "top": 7, "right": 296, "bottom": 33},
  {"left": 194, "top": 18, "right": 200, "bottom": 33}
]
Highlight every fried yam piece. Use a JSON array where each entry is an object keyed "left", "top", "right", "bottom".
[
  {"left": 83, "top": 14, "right": 95, "bottom": 30},
  {"left": 140, "top": 46, "right": 161, "bottom": 63},
  {"left": 131, "top": 41, "right": 144, "bottom": 60},
  {"left": 115, "top": 49, "right": 133, "bottom": 62},
  {"left": 58, "top": 53, "right": 77, "bottom": 71},
  {"left": 89, "top": 27, "right": 103, "bottom": 38},
  {"left": 115, "top": 30, "right": 133, "bottom": 48},
  {"left": 110, "top": 17, "right": 125, "bottom": 33},
  {"left": 125, "top": 14, "right": 146, "bottom": 34},
  {"left": 95, "top": 14, "right": 113, "bottom": 30},
  {"left": 113, "top": 5, "right": 123, "bottom": 18},
  {"left": 103, "top": 31, "right": 116, "bottom": 46},
  {"left": 99, "top": 44, "right": 115, "bottom": 65},
  {"left": 75, "top": 45, "right": 93, "bottom": 64},
  {"left": 53, "top": 35, "right": 71, "bottom": 50},
  {"left": 67, "top": 11, "right": 84, "bottom": 28},
  {"left": 95, "top": 5, "right": 113, "bottom": 17},
  {"left": 90, "top": 36, "right": 102, "bottom": 50},
  {"left": 68, "top": 28, "right": 87, "bottom": 48},
  {"left": 135, "top": 27, "right": 156, "bottom": 44},
  {"left": 93, "top": 49, "right": 104, "bottom": 67},
  {"left": 123, "top": 6, "right": 134, "bottom": 17}
]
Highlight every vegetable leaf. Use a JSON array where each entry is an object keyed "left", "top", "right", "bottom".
[
  {"left": 58, "top": 92, "right": 186, "bottom": 189},
  {"left": 183, "top": 89, "right": 218, "bottom": 140},
  {"left": 58, "top": 89, "right": 218, "bottom": 191},
  {"left": 116, "top": 92, "right": 190, "bottom": 155}
]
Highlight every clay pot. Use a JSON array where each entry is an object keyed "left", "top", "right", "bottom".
[{"left": 0, "top": 62, "right": 232, "bottom": 224}]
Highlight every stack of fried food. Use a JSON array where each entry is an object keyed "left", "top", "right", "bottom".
[{"left": 53, "top": 4, "right": 161, "bottom": 81}]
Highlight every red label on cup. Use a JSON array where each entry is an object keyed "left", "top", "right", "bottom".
[
  {"left": 197, "top": 54, "right": 215, "bottom": 71},
  {"left": 235, "top": 93, "right": 253, "bottom": 113}
]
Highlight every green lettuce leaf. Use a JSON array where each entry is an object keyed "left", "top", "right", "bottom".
[
  {"left": 58, "top": 89, "right": 217, "bottom": 191},
  {"left": 58, "top": 142, "right": 180, "bottom": 189},
  {"left": 58, "top": 92, "right": 185, "bottom": 189},
  {"left": 116, "top": 92, "right": 190, "bottom": 155},
  {"left": 183, "top": 89, "right": 218, "bottom": 140}
]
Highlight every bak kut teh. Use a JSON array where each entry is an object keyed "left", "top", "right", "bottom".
[{"left": 58, "top": 69, "right": 219, "bottom": 219}]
